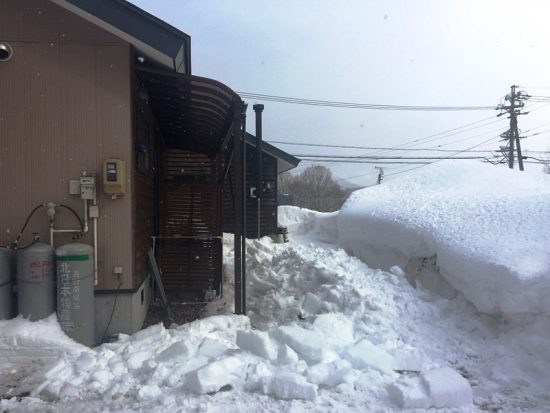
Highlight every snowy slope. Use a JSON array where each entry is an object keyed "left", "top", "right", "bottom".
[{"left": 338, "top": 161, "right": 550, "bottom": 315}]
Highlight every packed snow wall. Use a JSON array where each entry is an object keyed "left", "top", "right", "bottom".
[{"left": 336, "top": 161, "right": 550, "bottom": 316}]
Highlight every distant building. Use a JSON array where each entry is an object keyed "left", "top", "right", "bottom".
[{"left": 223, "top": 133, "right": 300, "bottom": 238}]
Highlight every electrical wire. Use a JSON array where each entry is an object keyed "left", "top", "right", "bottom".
[
  {"left": 383, "top": 134, "right": 506, "bottom": 177},
  {"left": 266, "top": 139, "right": 537, "bottom": 154},
  {"left": 268, "top": 114, "right": 505, "bottom": 155},
  {"left": 238, "top": 91, "right": 495, "bottom": 111},
  {"left": 301, "top": 159, "right": 432, "bottom": 165},
  {"left": 295, "top": 154, "right": 493, "bottom": 160},
  {"left": 101, "top": 279, "right": 123, "bottom": 343}
]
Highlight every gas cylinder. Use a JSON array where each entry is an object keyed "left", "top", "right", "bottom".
[
  {"left": 17, "top": 242, "right": 55, "bottom": 321},
  {"left": 56, "top": 243, "right": 95, "bottom": 346},
  {"left": 0, "top": 247, "right": 14, "bottom": 320}
]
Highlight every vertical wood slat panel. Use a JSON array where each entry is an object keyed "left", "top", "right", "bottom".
[{"left": 157, "top": 150, "right": 223, "bottom": 294}]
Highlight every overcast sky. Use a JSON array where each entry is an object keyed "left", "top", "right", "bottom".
[{"left": 131, "top": 0, "right": 550, "bottom": 185}]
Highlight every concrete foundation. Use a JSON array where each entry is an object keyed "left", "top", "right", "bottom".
[{"left": 94, "top": 274, "right": 152, "bottom": 345}]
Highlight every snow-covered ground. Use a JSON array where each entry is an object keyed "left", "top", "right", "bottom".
[{"left": 1, "top": 161, "right": 550, "bottom": 412}]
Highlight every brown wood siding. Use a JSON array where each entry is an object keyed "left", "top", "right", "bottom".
[
  {"left": 223, "top": 150, "right": 278, "bottom": 238},
  {"left": 0, "top": 0, "right": 134, "bottom": 290}
]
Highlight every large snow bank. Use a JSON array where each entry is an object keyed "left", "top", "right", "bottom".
[{"left": 338, "top": 161, "right": 550, "bottom": 315}]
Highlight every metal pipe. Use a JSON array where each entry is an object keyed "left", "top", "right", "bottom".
[
  {"left": 233, "top": 100, "right": 245, "bottom": 314},
  {"left": 82, "top": 199, "right": 89, "bottom": 233},
  {"left": 241, "top": 103, "right": 248, "bottom": 313},
  {"left": 48, "top": 202, "right": 85, "bottom": 246},
  {"left": 253, "top": 104, "right": 264, "bottom": 239},
  {"left": 92, "top": 196, "right": 98, "bottom": 286}
]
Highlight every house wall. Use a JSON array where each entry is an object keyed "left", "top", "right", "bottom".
[{"left": 0, "top": 0, "right": 134, "bottom": 290}]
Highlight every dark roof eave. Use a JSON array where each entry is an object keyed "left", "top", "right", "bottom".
[
  {"left": 245, "top": 133, "right": 301, "bottom": 174},
  {"left": 50, "top": 0, "right": 191, "bottom": 73}
]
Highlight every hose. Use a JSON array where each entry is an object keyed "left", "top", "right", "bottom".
[
  {"left": 58, "top": 204, "right": 85, "bottom": 232},
  {"left": 12, "top": 203, "right": 85, "bottom": 247},
  {"left": 12, "top": 204, "right": 45, "bottom": 247}
]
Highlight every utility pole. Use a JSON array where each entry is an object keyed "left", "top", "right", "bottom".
[
  {"left": 375, "top": 166, "right": 384, "bottom": 184},
  {"left": 496, "top": 85, "right": 529, "bottom": 171}
]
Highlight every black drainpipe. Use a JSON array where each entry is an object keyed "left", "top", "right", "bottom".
[{"left": 253, "top": 104, "right": 264, "bottom": 239}]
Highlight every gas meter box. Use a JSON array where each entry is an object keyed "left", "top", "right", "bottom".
[
  {"left": 79, "top": 176, "right": 96, "bottom": 200},
  {"left": 103, "top": 159, "right": 126, "bottom": 196}
]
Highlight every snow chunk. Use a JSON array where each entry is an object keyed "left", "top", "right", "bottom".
[
  {"left": 346, "top": 339, "right": 395, "bottom": 375},
  {"left": 387, "top": 375, "right": 430, "bottom": 409},
  {"left": 273, "top": 324, "right": 334, "bottom": 362},
  {"left": 422, "top": 366, "right": 473, "bottom": 408},
  {"left": 156, "top": 341, "right": 192, "bottom": 363},
  {"left": 74, "top": 353, "right": 95, "bottom": 373},
  {"left": 389, "top": 346, "right": 426, "bottom": 372},
  {"left": 197, "top": 337, "right": 228, "bottom": 359},
  {"left": 137, "top": 384, "right": 162, "bottom": 401},
  {"left": 277, "top": 344, "right": 299, "bottom": 365},
  {"left": 306, "top": 359, "right": 355, "bottom": 387},
  {"left": 388, "top": 367, "right": 473, "bottom": 409},
  {"left": 313, "top": 313, "right": 355, "bottom": 345},
  {"left": 236, "top": 330, "right": 277, "bottom": 360},
  {"left": 126, "top": 351, "right": 150, "bottom": 371},
  {"left": 184, "top": 356, "right": 246, "bottom": 394},
  {"left": 261, "top": 373, "right": 317, "bottom": 400},
  {"left": 300, "top": 292, "right": 323, "bottom": 315}
]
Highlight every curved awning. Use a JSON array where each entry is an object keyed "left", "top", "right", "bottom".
[{"left": 137, "top": 67, "right": 242, "bottom": 156}]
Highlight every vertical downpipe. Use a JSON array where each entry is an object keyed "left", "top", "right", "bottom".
[
  {"left": 253, "top": 104, "right": 264, "bottom": 239},
  {"left": 241, "top": 104, "right": 248, "bottom": 314}
]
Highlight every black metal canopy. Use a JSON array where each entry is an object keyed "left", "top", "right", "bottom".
[{"left": 137, "top": 66, "right": 241, "bottom": 155}]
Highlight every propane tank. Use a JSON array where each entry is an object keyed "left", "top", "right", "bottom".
[
  {"left": 56, "top": 243, "right": 95, "bottom": 347},
  {"left": 17, "top": 242, "right": 55, "bottom": 321},
  {"left": 0, "top": 248, "right": 14, "bottom": 320}
]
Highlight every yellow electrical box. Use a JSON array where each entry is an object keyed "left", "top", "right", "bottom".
[{"left": 103, "top": 159, "right": 126, "bottom": 197}]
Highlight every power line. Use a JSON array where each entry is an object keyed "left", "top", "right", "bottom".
[
  {"left": 267, "top": 114, "right": 506, "bottom": 153},
  {"left": 366, "top": 134, "right": 503, "bottom": 179},
  {"left": 301, "top": 159, "right": 432, "bottom": 165},
  {"left": 238, "top": 91, "right": 495, "bottom": 111},
  {"left": 343, "top": 116, "right": 507, "bottom": 159},
  {"left": 295, "top": 154, "right": 494, "bottom": 160},
  {"left": 267, "top": 140, "right": 543, "bottom": 154}
]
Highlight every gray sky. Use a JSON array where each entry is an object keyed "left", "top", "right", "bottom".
[{"left": 131, "top": 0, "right": 550, "bottom": 185}]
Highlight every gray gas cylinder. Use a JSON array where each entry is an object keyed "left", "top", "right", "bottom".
[
  {"left": 56, "top": 243, "right": 95, "bottom": 347},
  {"left": 0, "top": 248, "right": 14, "bottom": 320},
  {"left": 17, "top": 242, "right": 55, "bottom": 321}
]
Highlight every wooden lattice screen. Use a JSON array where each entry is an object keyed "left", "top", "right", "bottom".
[{"left": 157, "top": 149, "right": 223, "bottom": 296}]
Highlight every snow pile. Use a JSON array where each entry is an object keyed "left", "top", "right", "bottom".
[
  {"left": 0, "top": 315, "right": 86, "bottom": 397},
  {"left": 2, "top": 235, "right": 479, "bottom": 411},
  {"left": 338, "top": 161, "right": 550, "bottom": 316}
]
